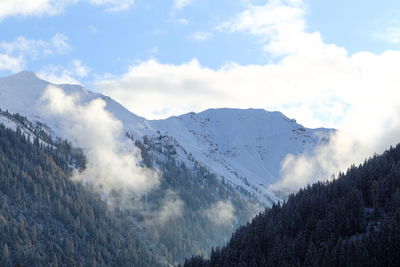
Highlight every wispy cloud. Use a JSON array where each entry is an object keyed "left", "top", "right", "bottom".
[
  {"left": 144, "top": 190, "right": 184, "bottom": 227},
  {"left": 376, "top": 26, "right": 400, "bottom": 44},
  {"left": 203, "top": 200, "right": 235, "bottom": 226},
  {"left": 188, "top": 31, "right": 213, "bottom": 41},
  {"left": 0, "top": 34, "right": 71, "bottom": 73},
  {"left": 217, "top": 0, "right": 307, "bottom": 56},
  {"left": 39, "top": 85, "right": 187, "bottom": 226},
  {"left": 176, "top": 18, "right": 189, "bottom": 25},
  {"left": 40, "top": 85, "right": 160, "bottom": 205},
  {"left": 0, "top": 0, "right": 134, "bottom": 20},
  {"left": 0, "top": 34, "right": 71, "bottom": 59},
  {"left": 173, "top": 0, "right": 193, "bottom": 10},
  {"left": 88, "top": 0, "right": 134, "bottom": 12},
  {"left": 0, "top": 54, "right": 23, "bottom": 72},
  {"left": 37, "top": 60, "right": 90, "bottom": 84}
]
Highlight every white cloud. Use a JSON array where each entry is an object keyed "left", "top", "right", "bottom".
[
  {"left": 72, "top": 60, "right": 90, "bottom": 77},
  {"left": 0, "top": 53, "right": 23, "bottom": 72},
  {"left": 0, "top": 34, "right": 71, "bottom": 74},
  {"left": 203, "top": 201, "right": 235, "bottom": 226},
  {"left": 176, "top": 18, "right": 189, "bottom": 25},
  {"left": 189, "top": 31, "right": 212, "bottom": 41},
  {"left": 218, "top": 0, "right": 308, "bottom": 56},
  {"left": 376, "top": 26, "right": 400, "bottom": 44},
  {"left": 37, "top": 67, "right": 80, "bottom": 84},
  {"left": 40, "top": 86, "right": 160, "bottom": 203},
  {"left": 50, "top": 33, "right": 71, "bottom": 52},
  {"left": 88, "top": 0, "right": 134, "bottom": 12},
  {"left": 173, "top": 0, "right": 193, "bottom": 10},
  {"left": 37, "top": 60, "right": 90, "bottom": 84},
  {"left": 0, "top": 34, "right": 71, "bottom": 61},
  {"left": 0, "top": 0, "right": 75, "bottom": 20},
  {"left": 0, "top": 0, "right": 133, "bottom": 20},
  {"left": 96, "top": 0, "right": 400, "bottom": 193}
]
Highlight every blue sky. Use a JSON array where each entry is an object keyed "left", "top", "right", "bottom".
[
  {"left": 1, "top": 0, "right": 400, "bottom": 133},
  {"left": 1, "top": 0, "right": 400, "bottom": 78}
]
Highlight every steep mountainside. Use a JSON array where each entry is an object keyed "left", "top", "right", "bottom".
[
  {"left": 152, "top": 109, "right": 332, "bottom": 203},
  {"left": 0, "top": 115, "right": 164, "bottom": 267},
  {"left": 184, "top": 144, "right": 400, "bottom": 267},
  {"left": 0, "top": 71, "right": 152, "bottom": 138},
  {"left": 0, "top": 71, "right": 335, "bottom": 264},
  {"left": 0, "top": 110, "right": 258, "bottom": 265},
  {"left": 0, "top": 71, "right": 333, "bottom": 204}
]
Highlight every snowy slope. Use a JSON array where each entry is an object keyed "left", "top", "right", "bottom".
[
  {"left": 151, "top": 109, "right": 333, "bottom": 203},
  {"left": 0, "top": 110, "right": 54, "bottom": 148},
  {"left": 0, "top": 71, "right": 153, "bottom": 139},
  {"left": 0, "top": 71, "right": 333, "bottom": 204}
]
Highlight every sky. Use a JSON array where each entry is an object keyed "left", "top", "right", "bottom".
[{"left": 1, "top": 0, "right": 400, "bottom": 130}]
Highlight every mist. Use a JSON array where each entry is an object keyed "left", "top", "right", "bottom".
[
  {"left": 270, "top": 105, "right": 400, "bottom": 195},
  {"left": 203, "top": 200, "right": 235, "bottom": 226},
  {"left": 143, "top": 190, "right": 184, "bottom": 227},
  {"left": 40, "top": 85, "right": 160, "bottom": 205}
]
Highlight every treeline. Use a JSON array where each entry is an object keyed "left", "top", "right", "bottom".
[
  {"left": 184, "top": 144, "right": 400, "bottom": 266},
  {"left": 0, "top": 119, "right": 162, "bottom": 267},
  {"left": 0, "top": 108, "right": 54, "bottom": 145}
]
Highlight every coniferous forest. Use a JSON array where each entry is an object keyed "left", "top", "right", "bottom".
[
  {"left": 184, "top": 144, "right": 400, "bottom": 266},
  {"left": 0, "top": 113, "right": 258, "bottom": 266},
  {"left": 2, "top": 109, "right": 400, "bottom": 267},
  {"left": 0, "top": 122, "right": 163, "bottom": 267},
  {"left": 2, "top": 112, "right": 400, "bottom": 266}
]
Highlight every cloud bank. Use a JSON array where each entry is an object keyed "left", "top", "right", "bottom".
[
  {"left": 96, "top": 0, "right": 400, "bottom": 193},
  {"left": 40, "top": 85, "right": 160, "bottom": 202}
]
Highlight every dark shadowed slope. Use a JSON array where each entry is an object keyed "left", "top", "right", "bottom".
[
  {"left": 184, "top": 143, "right": 400, "bottom": 267},
  {"left": 0, "top": 113, "right": 164, "bottom": 267}
]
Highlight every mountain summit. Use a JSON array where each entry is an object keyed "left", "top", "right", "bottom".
[{"left": 152, "top": 108, "right": 332, "bottom": 202}]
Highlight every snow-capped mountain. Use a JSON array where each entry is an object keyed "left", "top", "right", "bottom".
[
  {"left": 151, "top": 109, "right": 332, "bottom": 203},
  {"left": 0, "top": 71, "right": 333, "bottom": 204},
  {"left": 0, "top": 71, "right": 153, "bottom": 138}
]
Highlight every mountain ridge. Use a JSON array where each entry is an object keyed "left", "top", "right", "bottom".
[{"left": 0, "top": 71, "right": 334, "bottom": 204}]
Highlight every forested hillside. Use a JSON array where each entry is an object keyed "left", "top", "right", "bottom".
[
  {"left": 130, "top": 135, "right": 260, "bottom": 264},
  {"left": 0, "top": 112, "right": 261, "bottom": 266},
  {"left": 0, "top": 118, "right": 163, "bottom": 267},
  {"left": 184, "top": 144, "right": 400, "bottom": 266}
]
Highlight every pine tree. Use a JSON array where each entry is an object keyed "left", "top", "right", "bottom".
[{"left": 2, "top": 243, "right": 10, "bottom": 266}]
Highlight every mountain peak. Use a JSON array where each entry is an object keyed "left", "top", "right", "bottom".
[
  {"left": 200, "top": 107, "right": 286, "bottom": 116},
  {"left": 179, "top": 108, "right": 286, "bottom": 119},
  {"left": 178, "top": 108, "right": 290, "bottom": 125},
  {"left": 5, "top": 71, "right": 40, "bottom": 80}
]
